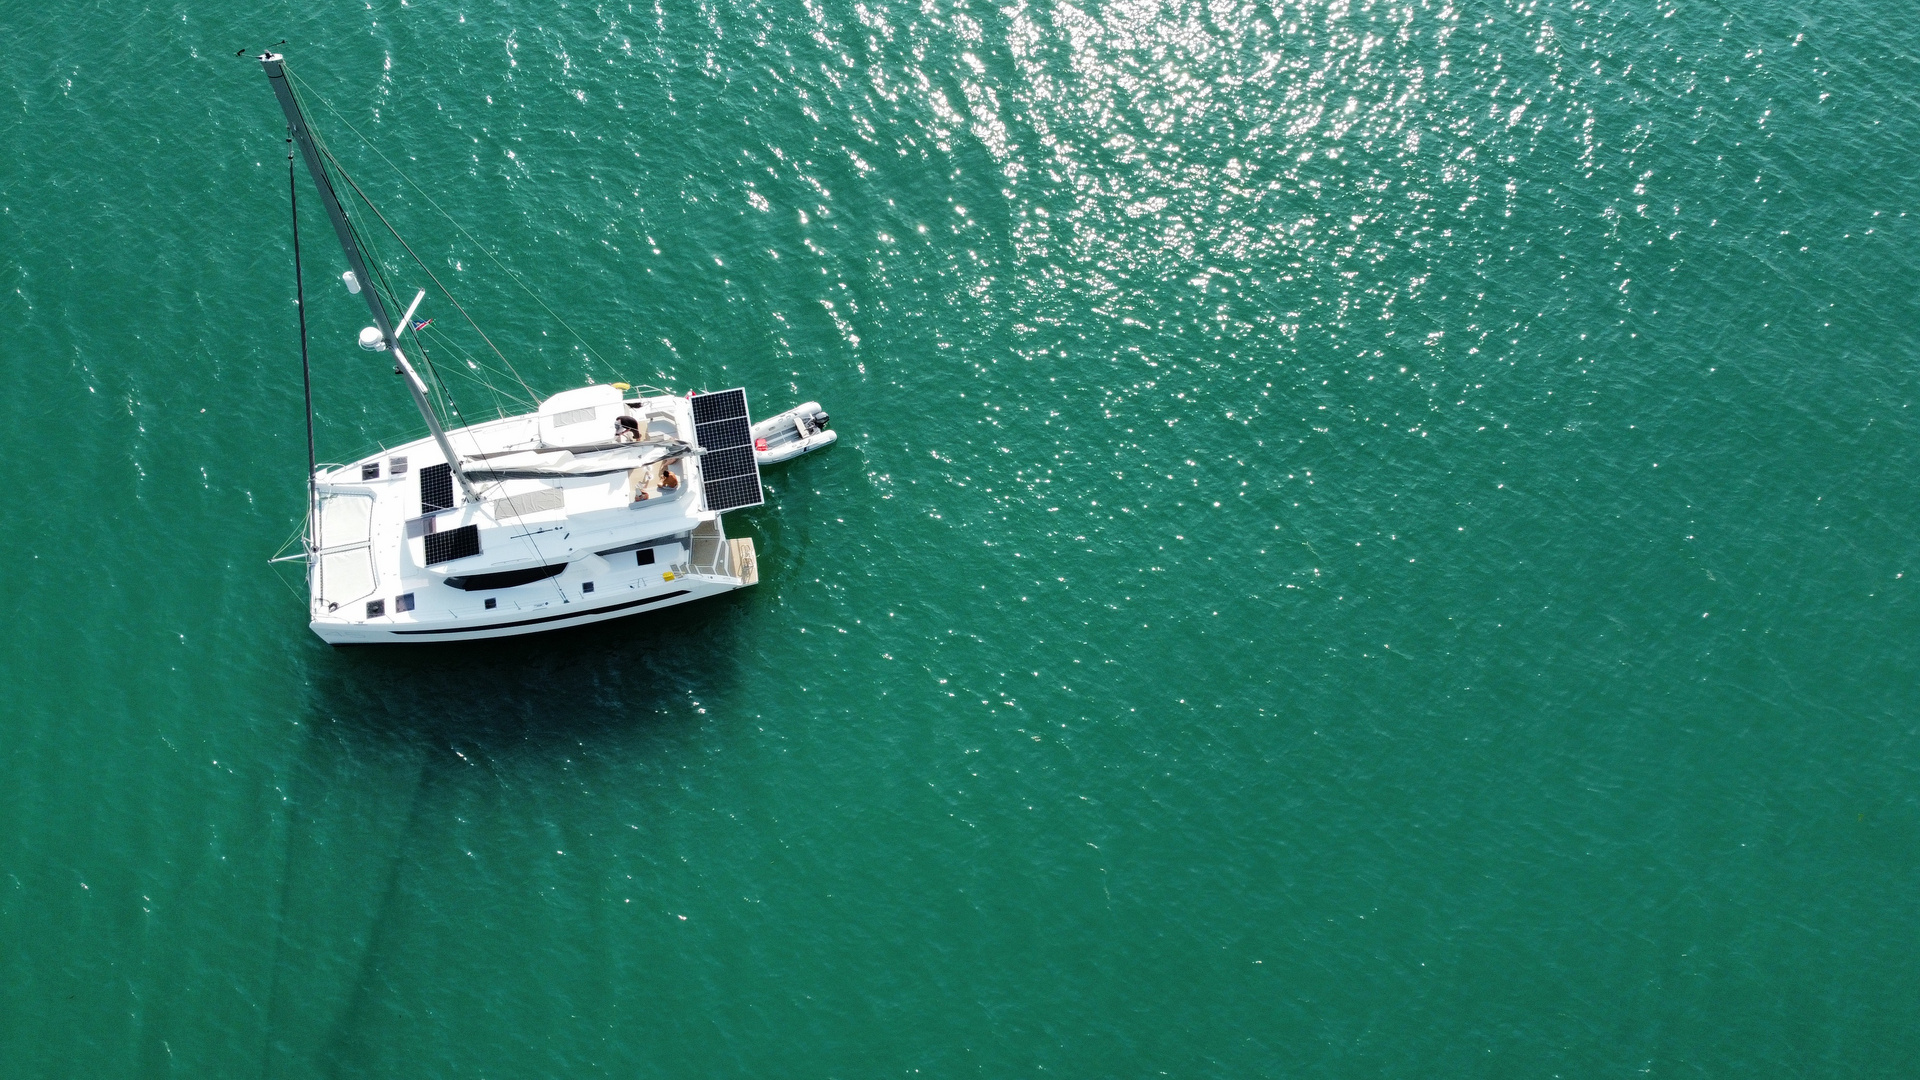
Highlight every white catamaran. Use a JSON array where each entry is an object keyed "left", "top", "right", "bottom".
[{"left": 262, "top": 53, "right": 833, "bottom": 644}]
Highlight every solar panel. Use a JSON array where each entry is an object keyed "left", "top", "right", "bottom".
[
  {"left": 691, "top": 388, "right": 764, "bottom": 511},
  {"left": 423, "top": 524, "right": 481, "bottom": 565},
  {"left": 691, "top": 390, "right": 746, "bottom": 426},
  {"left": 704, "top": 474, "right": 764, "bottom": 512},
  {"left": 701, "top": 416, "right": 751, "bottom": 449},
  {"left": 702, "top": 446, "right": 756, "bottom": 481},
  {"left": 420, "top": 463, "right": 454, "bottom": 514}
]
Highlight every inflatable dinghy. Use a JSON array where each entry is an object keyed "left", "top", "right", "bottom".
[{"left": 752, "top": 401, "right": 836, "bottom": 464}]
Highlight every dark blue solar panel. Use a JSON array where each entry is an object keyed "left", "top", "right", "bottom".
[
  {"left": 691, "top": 389, "right": 763, "bottom": 511},
  {"left": 420, "top": 463, "right": 455, "bottom": 514},
  {"left": 700, "top": 417, "right": 751, "bottom": 453},
  {"left": 691, "top": 390, "right": 747, "bottom": 426},
  {"left": 702, "top": 446, "right": 757, "bottom": 482},
  {"left": 703, "top": 475, "right": 764, "bottom": 514},
  {"left": 423, "top": 524, "right": 481, "bottom": 565}
]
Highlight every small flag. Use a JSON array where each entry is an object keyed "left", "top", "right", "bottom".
[{"left": 411, "top": 317, "right": 433, "bottom": 331}]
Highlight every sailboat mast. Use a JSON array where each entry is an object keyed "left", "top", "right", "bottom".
[{"left": 260, "top": 52, "right": 482, "bottom": 505}]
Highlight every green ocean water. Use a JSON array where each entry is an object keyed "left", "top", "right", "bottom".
[{"left": 4, "top": 0, "right": 1919, "bottom": 1074}]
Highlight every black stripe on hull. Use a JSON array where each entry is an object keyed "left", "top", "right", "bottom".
[{"left": 388, "top": 590, "right": 692, "bottom": 635}]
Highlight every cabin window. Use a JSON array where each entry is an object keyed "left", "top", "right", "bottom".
[
  {"left": 484, "top": 598, "right": 497, "bottom": 609},
  {"left": 636, "top": 548, "right": 655, "bottom": 566},
  {"left": 395, "top": 593, "right": 415, "bottom": 613},
  {"left": 365, "top": 599, "right": 385, "bottom": 618},
  {"left": 389, "top": 456, "right": 408, "bottom": 476},
  {"left": 423, "top": 524, "right": 481, "bottom": 565},
  {"left": 582, "top": 581, "right": 595, "bottom": 593},
  {"left": 361, "top": 462, "right": 380, "bottom": 480}
]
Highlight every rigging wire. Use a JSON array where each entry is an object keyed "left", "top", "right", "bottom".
[
  {"left": 355, "top": 199, "right": 478, "bottom": 436},
  {"left": 341, "top": 185, "right": 466, "bottom": 428},
  {"left": 286, "top": 70, "right": 546, "bottom": 402},
  {"left": 328, "top": 174, "right": 511, "bottom": 472},
  {"left": 318, "top": 135, "right": 529, "bottom": 416},
  {"left": 288, "top": 73, "right": 480, "bottom": 429},
  {"left": 405, "top": 318, "right": 460, "bottom": 417},
  {"left": 417, "top": 322, "right": 517, "bottom": 419},
  {"left": 282, "top": 126, "right": 320, "bottom": 582},
  {"left": 289, "top": 132, "right": 316, "bottom": 486},
  {"left": 276, "top": 62, "right": 582, "bottom": 604},
  {"left": 286, "top": 69, "right": 621, "bottom": 378}
]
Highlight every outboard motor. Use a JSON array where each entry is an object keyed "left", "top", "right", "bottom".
[{"left": 811, "top": 410, "right": 831, "bottom": 431}]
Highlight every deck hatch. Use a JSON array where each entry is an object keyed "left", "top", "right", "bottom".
[{"left": 690, "top": 388, "right": 764, "bottom": 512}]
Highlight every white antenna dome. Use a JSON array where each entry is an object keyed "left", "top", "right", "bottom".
[{"left": 358, "top": 326, "right": 387, "bottom": 351}]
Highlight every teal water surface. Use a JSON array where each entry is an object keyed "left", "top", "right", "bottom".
[{"left": 4, "top": 0, "right": 1919, "bottom": 1075}]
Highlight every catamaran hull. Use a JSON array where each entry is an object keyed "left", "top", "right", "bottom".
[{"left": 311, "top": 572, "right": 745, "bottom": 644}]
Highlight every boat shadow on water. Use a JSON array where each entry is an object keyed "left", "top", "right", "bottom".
[
  {"left": 254, "top": 596, "right": 750, "bottom": 1075},
  {"left": 299, "top": 588, "right": 750, "bottom": 749}
]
